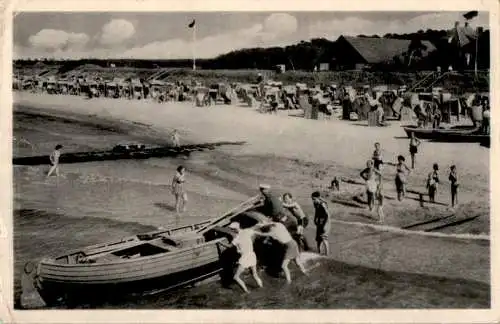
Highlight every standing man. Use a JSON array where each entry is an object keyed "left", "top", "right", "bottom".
[
  {"left": 258, "top": 184, "right": 284, "bottom": 220},
  {"left": 47, "top": 144, "right": 63, "bottom": 178},
  {"left": 311, "top": 191, "right": 331, "bottom": 256}
]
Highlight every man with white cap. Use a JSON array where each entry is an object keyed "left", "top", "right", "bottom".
[
  {"left": 258, "top": 184, "right": 284, "bottom": 219},
  {"left": 225, "top": 221, "right": 264, "bottom": 293}
]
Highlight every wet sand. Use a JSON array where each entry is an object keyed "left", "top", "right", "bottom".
[{"left": 12, "top": 92, "right": 490, "bottom": 308}]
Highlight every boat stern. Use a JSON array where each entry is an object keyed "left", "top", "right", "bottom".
[{"left": 20, "top": 260, "right": 46, "bottom": 309}]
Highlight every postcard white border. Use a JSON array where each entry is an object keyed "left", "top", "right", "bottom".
[{"left": 1, "top": 0, "right": 499, "bottom": 323}]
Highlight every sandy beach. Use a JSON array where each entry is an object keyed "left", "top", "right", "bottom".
[{"left": 13, "top": 92, "right": 490, "bottom": 308}]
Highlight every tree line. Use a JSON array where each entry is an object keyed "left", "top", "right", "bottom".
[{"left": 14, "top": 28, "right": 490, "bottom": 72}]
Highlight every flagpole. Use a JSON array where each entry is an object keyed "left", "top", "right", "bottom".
[
  {"left": 474, "top": 26, "right": 478, "bottom": 77},
  {"left": 192, "top": 23, "right": 196, "bottom": 71}
]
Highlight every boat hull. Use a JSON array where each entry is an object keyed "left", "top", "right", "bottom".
[
  {"left": 36, "top": 259, "right": 226, "bottom": 306},
  {"left": 403, "top": 125, "right": 481, "bottom": 141},
  {"left": 32, "top": 238, "right": 234, "bottom": 306}
]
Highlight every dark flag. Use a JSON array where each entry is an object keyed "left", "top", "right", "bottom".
[
  {"left": 463, "top": 11, "right": 478, "bottom": 20},
  {"left": 188, "top": 19, "right": 195, "bottom": 28}
]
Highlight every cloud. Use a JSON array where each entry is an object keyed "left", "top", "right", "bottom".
[
  {"left": 263, "top": 13, "right": 298, "bottom": 35},
  {"left": 99, "top": 19, "right": 135, "bottom": 46},
  {"left": 28, "top": 29, "right": 89, "bottom": 51},
  {"left": 122, "top": 24, "right": 267, "bottom": 59},
  {"left": 307, "top": 12, "right": 489, "bottom": 40},
  {"left": 122, "top": 13, "right": 298, "bottom": 59}
]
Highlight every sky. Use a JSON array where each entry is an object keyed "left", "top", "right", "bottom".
[{"left": 13, "top": 11, "right": 489, "bottom": 59}]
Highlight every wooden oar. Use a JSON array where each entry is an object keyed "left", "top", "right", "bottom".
[{"left": 197, "top": 195, "right": 262, "bottom": 234}]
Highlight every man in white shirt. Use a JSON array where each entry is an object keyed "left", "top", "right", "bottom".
[
  {"left": 225, "top": 222, "right": 263, "bottom": 293},
  {"left": 258, "top": 221, "right": 308, "bottom": 283}
]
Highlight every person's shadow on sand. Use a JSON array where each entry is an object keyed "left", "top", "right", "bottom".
[{"left": 154, "top": 202, "right": 176, "bottom": 212}]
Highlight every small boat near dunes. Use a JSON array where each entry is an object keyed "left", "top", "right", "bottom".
[
  {"left": 402, "top": 125, "right": 482, "bottom": 141},
  {"left": 21, "top": 196, "right": 272, "bottom": 307}
]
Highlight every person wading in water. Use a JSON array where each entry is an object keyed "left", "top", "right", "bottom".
[
  {"left": 409, "top": 132, "right": 421, "bottom": 169},
  {"left": 46, "top": 144, "right": 63, "bottom": 178},
  {"left": 171, "top": 165, "right": 188, "bottom": 213},
  {"left": 170, "top": 129, "right": 180, "bottom": 148},
  {"left": 448, "top": 165, "right": 459, "bottom": 208},
  {"left": 372, "top": 142, "right": 384, "bottom": 171},
  {"left": 360, "top": 160, "right": 382, "bottom": 211},
  {"left": 395, "top": 155, "right": 411, "bottom": 201},
  {"left": 427, "top": 163, "right": 440, "bottom": 203}
]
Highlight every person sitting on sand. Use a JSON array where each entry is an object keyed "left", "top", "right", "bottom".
[
  {"left": 311, "top": 191, "right": 331, "bottom": 256},
  {"left": 448, "top": 165, "right": 459, "bottom": 208},
  {"left": 282, "top": 193, "right": 310, "bottom": 251},
  {"left": 220, "top": 222, "right": 264, "bottom": 293},
  {"left": 360, "top": 160, "right": 382, "bottom": 211},
  {"left": 427, "top": 163, "right": 440, "bottom": 203},
  {"left": 256, "top": 221, "right": 308, "bottom": 284},
  {"left": 372, "top": 142, "right": 384, "bottom": 171},
  {"left": 395, "top": 155, "right": 411, "bottom": 201},
  {"left": 171, "top": 165, "right": 188, "bottom": 213},
  {"left": 46, "top": 144, "right": 63, "bottom": 178},
  {"left": 258, "top": 184, "right": 284, "bottom": 219},
  {"left": 409, "top": 132, "right": 421, "bottom": 169}
]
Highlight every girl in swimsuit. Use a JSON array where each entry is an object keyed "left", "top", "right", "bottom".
[
  {"left": 395, "top": 155, "right": 411, "bottom": 201},
  {"left": 171, "top": 165, "right": 187, "bottom": 213},
  {"left": 409, "top": 132, "right": 421, "bottom": 169},
  {"left": 427, "top": 163, "right": 440, "bottom": 203},
  {"left": 448, "top": 165, "right": 459, "bottom": 208},
  {"left": 47, "top": 144, "right": 63, "bottom": 178}
]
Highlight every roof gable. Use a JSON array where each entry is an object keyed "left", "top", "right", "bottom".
[{"left": 341, "top": 36, "right": 436, "bottom": 64}]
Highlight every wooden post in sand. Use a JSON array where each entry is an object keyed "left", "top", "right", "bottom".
[{"left": 419, "top": 193, "right": 425, "bottom": 207}]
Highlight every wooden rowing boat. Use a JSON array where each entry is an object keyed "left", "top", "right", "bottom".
[
  {"left": 402, "top": 125, "right": 481, "bottom": 141},
  {"left": 21, "top": 196, "right": 265, "bottom": 307}
]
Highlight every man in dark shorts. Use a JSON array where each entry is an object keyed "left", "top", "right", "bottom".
[
  {"left": 311, "top": 191, "right": 331, "bottom": 256},
  {"left": 258, "top": 184, "right": 284, "bottom": 219}
]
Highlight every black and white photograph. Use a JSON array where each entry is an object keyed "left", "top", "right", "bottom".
[{"left": 2, "top": 1, "right": 498, "bottom": 321}]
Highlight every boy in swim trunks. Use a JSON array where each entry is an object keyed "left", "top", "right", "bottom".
[
  {"left": 372, "top": 142, "right": 383, "bottom": 170},
  {"left": 311, "top": 191, "right": 331, "bottom": 256},
  {"left": 409, "top": 132, "right": 421, "bottom": 169}
]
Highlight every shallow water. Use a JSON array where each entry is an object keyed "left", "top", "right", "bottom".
[{"left": 12, "top": 103, "right": 490, "bottom": 308}]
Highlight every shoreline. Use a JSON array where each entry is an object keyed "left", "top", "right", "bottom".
[{"left": 12, "top": 92, "right": 490, "bottom": 286}]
